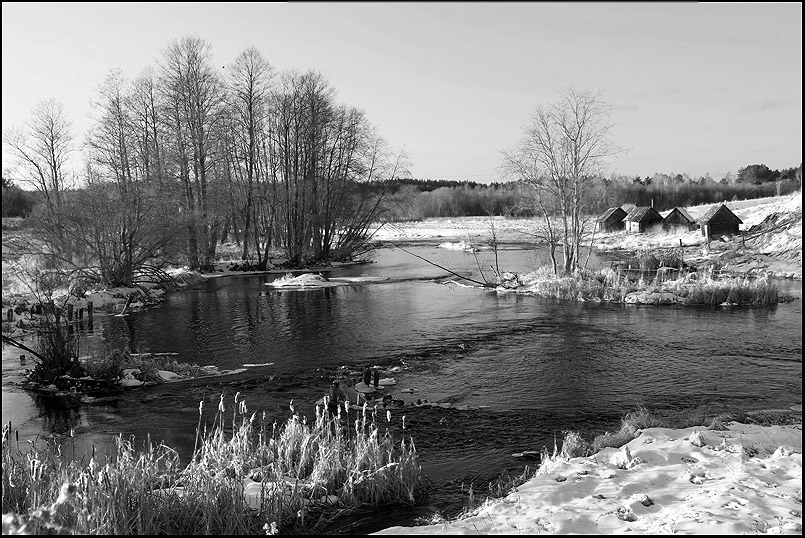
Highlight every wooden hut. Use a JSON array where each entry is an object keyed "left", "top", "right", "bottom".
[
  {"left": 624, "top": 206, "right": 663, "bottom": 233},
  {"left": 663, "top": 207, "right": 696, "bottom": 231},
  {"left": 596, "top": 207, "right": 627, "bottom": 232},
  {"left": 697, "top": 204, "right": 742, "bottom": 239}
]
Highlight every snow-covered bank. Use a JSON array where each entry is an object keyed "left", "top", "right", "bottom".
[{"left": 375, "top": 419, "right": 803, "bottom": 535}]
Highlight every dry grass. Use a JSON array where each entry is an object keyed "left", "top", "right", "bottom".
[
  {"left": 664, "top": 274, "right": 780, "bottom": 306},
  {"left": 518, "top": 265, "right": 783, "bottom": 306},
  {"left": 1, "top": 393, "right": 421, "bottom": 535}
]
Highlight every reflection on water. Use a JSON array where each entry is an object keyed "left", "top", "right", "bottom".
[{"left": 31, "top": 393, "right": 82, "bottom": 435}]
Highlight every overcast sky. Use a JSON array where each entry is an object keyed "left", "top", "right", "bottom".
[{"left": 2, "top": 2, "right": 802, "bottom": 182}]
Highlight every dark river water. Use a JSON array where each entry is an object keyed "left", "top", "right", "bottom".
[{"left": 2, "top": 244, "right": 802, "bottom": 532}]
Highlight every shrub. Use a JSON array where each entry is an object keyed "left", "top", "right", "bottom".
[{"left": 27, "top": 316, "right": 83, "bottom": 384}]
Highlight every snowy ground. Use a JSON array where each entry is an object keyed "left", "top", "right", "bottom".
[{"left": 375, "top": 420, "right": 802, "bottom": 535}]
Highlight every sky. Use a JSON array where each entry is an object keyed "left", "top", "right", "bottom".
[{"left": 2, "top": 2, "right": 802, "bottom": 184}]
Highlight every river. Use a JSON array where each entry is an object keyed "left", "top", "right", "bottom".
[{"left": 1, "top": 244, "right": 802, "bottom": 532}]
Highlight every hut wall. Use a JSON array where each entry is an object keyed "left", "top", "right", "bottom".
[
  {"left": 632, "top": 213, "right": 663, "bottom": 233},
  {"left": 626, "top": 221, "right": 641, "bottom": 233},
  {"left": 702, "top": 211, "right": 741, "bottom": 238},
  {"left": 598, "top": 219, "right": 625, "bottom": 232},
  {"left": 663, "top": 212, "right": 696, "bottom": 231},
  {"left": 706, "top": 220, "right": 740, "bottom": 238}
]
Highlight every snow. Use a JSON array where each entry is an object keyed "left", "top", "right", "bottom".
[
  {"left": 375, "top": 421, "right": 803, "bottom": 535},
  {"left": 437, "top": 240, "right": 477, "bottom": 252},
  {"left": 265, "top": 273, "right": 332, "bottom": 288}
]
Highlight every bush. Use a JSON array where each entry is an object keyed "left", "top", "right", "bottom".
[{"left": 28, "top": 316, "right": 83, "bottom": 384}]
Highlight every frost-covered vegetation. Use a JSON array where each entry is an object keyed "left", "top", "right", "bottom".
[{"left": 2, "top": 394, "right": 421, "bottom": 535}]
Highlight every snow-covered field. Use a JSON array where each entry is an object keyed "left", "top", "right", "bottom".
[{"left": 376, "top": 420, "right": 802, "bottom": 535}]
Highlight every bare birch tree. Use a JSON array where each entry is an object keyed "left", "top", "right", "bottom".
[{"left": 501, "top": 88, "right": 619, "bottom": 274}]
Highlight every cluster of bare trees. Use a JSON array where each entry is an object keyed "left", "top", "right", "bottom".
[{"left": 4, "top": 36, "right": 407, "bottom": 287}]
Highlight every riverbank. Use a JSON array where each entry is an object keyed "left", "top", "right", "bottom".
[{"left": 375, "top": 418, "right": 802, "bottom": 535}]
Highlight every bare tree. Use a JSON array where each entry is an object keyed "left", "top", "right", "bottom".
[
  {"left": 159, "top": 36, "right": 227, "bottom": 270},
  {"left": 80, "top": 70, "right": 181, "bottom": 286},
  {"left": 4, "top": 99, "right": 75, "bottom": 263},
  {"left": 3, "top": 99, "right": 73, "bottom": 212},
  {"left": 265, "top": 69, "right": 408, "bottom": 266},
  {"left": 224, "top": 46, "right": 274, "bottom": 262},
  {"left": 129, "top": 67, "right": 167, "bottom": 182},
  {"left": 501, "top": 88, "right": 619, "bottom": 274}
]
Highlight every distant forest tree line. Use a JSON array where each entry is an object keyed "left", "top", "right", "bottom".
[
  {"left": 350, "top": 163, "right": 801, "bottom": 221},
  {"left": 4, "top": 164, "right": 800, "bottom": 222}
]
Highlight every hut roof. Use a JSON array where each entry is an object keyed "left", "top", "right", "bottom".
[
  {"left": 696, "top": 204, "right": 743, "bottom": 225},
  {"left": 597, "top": 207, "right": 626, "bottom": 223},
  {"left": 624, "top": 206, "right": 661, "bottom": 222},
  {"left": 666, "top": 207, "right": 695, "bottom": 223}
]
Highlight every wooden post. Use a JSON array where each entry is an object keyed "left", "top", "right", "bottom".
[
  {"left": 87, "top": 302, "right": 93, "bottom": 321},
  {"left": 78, "top": 307, "right": 84, "bottom": 320},
  {"left": 67, "top": 304, "right": 74, "bottom": 321},
  {"left": 6, "top": 309, "right": 12, "bottom": 322},
  {"left": 373, "top": 368, "right": 379, "bottom": 388}
]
